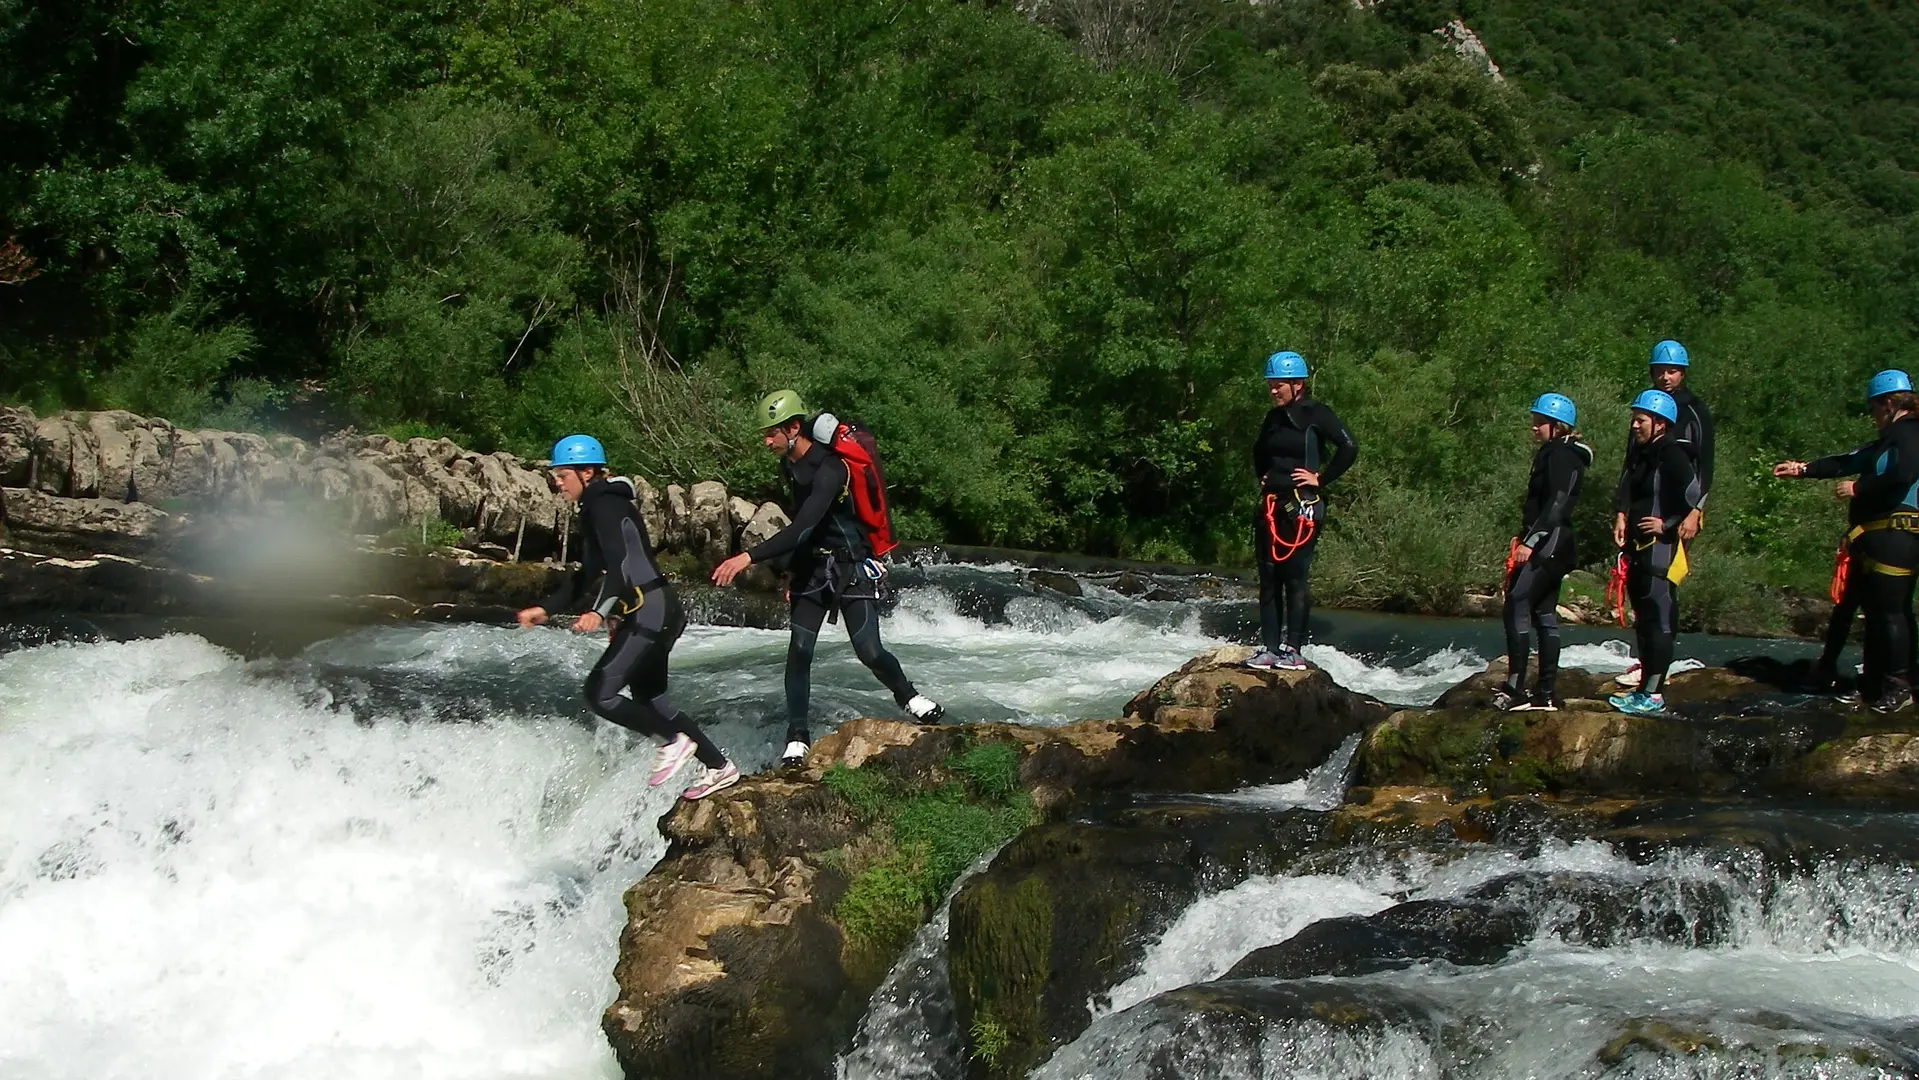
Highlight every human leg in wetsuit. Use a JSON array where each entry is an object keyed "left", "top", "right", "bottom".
[
  {"left": 584, "top": 594, "right": 727, "bottom": 769},
  {"left": 1852, "top": 529, "right": 1919, "bottom": 710},
  {"left": 1255, "top": 510, "right": 1319, "bottom": 654},
  {"left": 1627, "top": 544, "right": 1680, "bottom": 696},
  {"left": 783, "top": 559, "right": 922, "bottom": 745},
  {"left": 1502, "top": 558, "right": 1568, "bottom": 702}
]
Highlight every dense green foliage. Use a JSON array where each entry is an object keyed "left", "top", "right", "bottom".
[{"left": 5, "top": 0, "right": 1916, "bottom": 618}]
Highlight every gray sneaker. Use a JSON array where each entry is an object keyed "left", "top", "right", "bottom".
[
  {"left": 1274, "top": 645, "right": 1311, "bottom": 671},
  {"left": 1245, "top": 649, "right": 1285, "bottom": 670}
]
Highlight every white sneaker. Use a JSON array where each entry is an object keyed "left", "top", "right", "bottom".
[
  {"left": 648, "top": 733, "right": 697, "bottom": 787},
  {"left": 1613, "top": 663, "right": 1642, "bottom": 688},
  {"left": 781, "top": 740, "right": 810, "bottom": 766},
  {"left": 682, "top": 762, "right": 740, "bottom": 800},
  {"left": 905, "top": 695, "right": 944, "bottom": 722}
]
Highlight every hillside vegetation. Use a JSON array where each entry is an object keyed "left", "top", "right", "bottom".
[{"left": 4, "top": 0, "right": 1916, "bottom": 627}]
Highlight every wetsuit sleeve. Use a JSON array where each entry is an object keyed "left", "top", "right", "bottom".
[
  {"left": 537, "top": 509, "right": 605, "bottom": 614},
  {"left": 1803, "top": 442, "right": 1878, "bottom": 479},
  {"left": 748, "top": 454, "right": 847, "bottom": 564},
  {"left": 1522, "top": 446, "right": 1582, "bottom": 550},
  {"left": 1850, "top": 427, "right": 1919, "bottom": 519},
  {"left": 1658, "top": 446, "right": 1703, "bottom": 533},
  {"left": 1316, "top": 405, "right": 1358, "bottom": 486}
]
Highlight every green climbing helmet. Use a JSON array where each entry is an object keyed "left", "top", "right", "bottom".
[{"left": 757, "top": 389, "right": 807, "bottom": 429}]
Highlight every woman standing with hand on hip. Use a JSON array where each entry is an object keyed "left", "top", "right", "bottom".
[
  {"left": 1493, "top": 394, "right": 1593, "bottom": 713},
  {"left": 1247, "top": 351, "right": 1358, "bottom": 671}
]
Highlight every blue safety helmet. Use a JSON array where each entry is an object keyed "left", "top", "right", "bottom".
[
  {"left": 1868, "top": 370, "right": 1913, "bottom": 400},
  {"left": 1529, "top": 392, "right": 1577, "bottom": 427},
  {"left": 1650, "top": 340, "right": 1689, "bottom": 369},
  {"left": 550, "top": 434, "right": 608, "bottom": 467},
  {"left": 1630, "top": 389, "right": 1679, "bottom": 424},
  {"left": 1264, "top": 351, "right": 1309, "bottom": 380}
]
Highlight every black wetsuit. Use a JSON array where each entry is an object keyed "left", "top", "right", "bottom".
[
  {"left": 540, "top": 476, "right": 726, "bottom": 768},
  {"left": 1669, "top": 384, "right": 1715, "bottom": 507},
  {"left": 749, "top": 440, "right": 919, "bottom": 744},
  {"left": 1503, "top": 437, "right": 1592, "bottom": 697},
  {"left": 1251, "top": 399, "right": 1358, "bottom": 652},
  {"left": 1614, "top": 436, "right": 1704, "bottom": 695},
  {"left": 1804, "top": 417, "right": 1919, "bottom": 693}
]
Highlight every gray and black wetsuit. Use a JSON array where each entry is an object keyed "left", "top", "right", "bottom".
[
  {"left": 1504, "top": 436, "right": 1592, "bottom": 697},
  {"left": 1803, "top": 417, "right": 1919, "bottom": 692},
  {"left": 1614, "top": 436, "right": 1704, "bottom": 695},
  {"left": 541, "top": 476, "right": 726, "bottom": 768},
  {"left": 1251, "top": 398, "right": 1358, "bottom": 651},
  {"left": 749, "top": 440, "right": 919, "bottom": 744}
]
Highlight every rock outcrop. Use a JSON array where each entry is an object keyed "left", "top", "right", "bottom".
[
  {"left": 601, "top": 649, "right": 1389, "bottom": 1080},
  {"left": 0, "top": 405, "right": 793, "bottom": 620}
]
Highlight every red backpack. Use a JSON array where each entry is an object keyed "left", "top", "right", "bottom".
[{"left": 814, "top": 414, "right": 897, "bottom": 557}]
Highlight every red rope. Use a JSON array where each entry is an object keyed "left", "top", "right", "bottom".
[
  {"left": 1607, "top": 552, "right": 1631, "bottom": 627},
  {"left": 1263, "top": 492, "right": 1317, "bottom": 563},
  {"left": 1830, "top": 539, "right": 1851, "bottom": 606}
]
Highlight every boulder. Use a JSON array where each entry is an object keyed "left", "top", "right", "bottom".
[
  {"left": 633, "top": 477, "right": 667, "bottom": 549},
  {"left": 33, "top": 416, "right": 98, "bottom": 497},
  {"left": 741, "top": 502, "right": 789, "bottom": 550},
  {"left": 84, "top": 411, "right": 141, "bottom": 501},
  {"left": 663, "top": 484, "right": 690, "bottom": 551},
  {"left": 1, "top": 488, "right": 181, "bottom": 557},
  {"left": 0, "top": 406, "right": 35, "bottom": 487},
  {"left": 727, "top": 495, "right": 758, "bottom": 546},
  {"left": 1028, "top": 569, "right": 1083, "bottom": 597},
  {"left": 686, "top": 480, "right": 731, "bottom": 567}
]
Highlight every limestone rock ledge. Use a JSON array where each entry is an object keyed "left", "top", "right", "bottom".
[{"left": 601, "top": 647, "right": 1388, "bottom": 1080}]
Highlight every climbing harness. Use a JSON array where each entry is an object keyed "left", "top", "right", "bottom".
[{"left": 1263, "top": 488, "right": 1320, "bottom": 563}]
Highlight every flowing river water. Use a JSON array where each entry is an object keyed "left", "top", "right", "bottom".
[{"left": 1, "top": 559, "right": 1898, "bottom": 1079}]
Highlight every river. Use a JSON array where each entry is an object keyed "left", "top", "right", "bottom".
[{"left": 1, "top": 559, "right": 1874, "bottom": 1080}]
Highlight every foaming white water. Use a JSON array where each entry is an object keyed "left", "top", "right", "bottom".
[
  {"left": 1561, "top": 638, "right": 1637, "bottom": 672},
  {"left": 0, "top": 634, "right": 671, "bottom": 1080},
  {"left": 1193, "top": 734, "right": 1362, "bottom": 810},
  {"left": 1099, "top": 875, "right": 1397, "bottom": 1017},
  {"left": 1305, "top": 645, "right": 1485, "bottom": 706},
  {"left": 1099, "top": 839, "right": 1659, "bottom": 1017}
]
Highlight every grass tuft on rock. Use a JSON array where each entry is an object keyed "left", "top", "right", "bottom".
[{"left": 824, "top": 743, "right": 1039, "bottom": 954}]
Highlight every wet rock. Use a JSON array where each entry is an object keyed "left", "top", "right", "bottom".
[
  {"left": 1105, "top": 570, "right": 1152, "bottom": 596},
  {"left": 608, "top": 653, "right": 1390, "bottom": 1080},
  {"left": 1028, "top": 569, "right": 1083, "bottom": 597},
  {"left": 1225, "top": 899, "right": 1535, "bottom": 979},
  {"left": 1373, "top": 663, "right": 1919, "bottom": 799},
  {"left": 727, "top": 495, "right": 758, "bottom": 541},
  {"left": 1463, "top": 871, "right": 1732, "bottom": 948},
  {"left": 948, "top": 807, "right": 1329, "bottom": 1079}
]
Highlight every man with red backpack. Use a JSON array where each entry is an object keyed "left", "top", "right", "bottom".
[{"left": 712, "top": 390, "right": 943, "bottom": 765}]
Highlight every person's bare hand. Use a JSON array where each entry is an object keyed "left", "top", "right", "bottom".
[
  {"left": 1772, "top": 461, "right": 1807, "bottom": 478},
  {"left": 1835, "top": 480, "right": 1857, "bottom": 500},
  {"left": 574, "top": 610, "right": 603, "bottom": 634},
  {"left": 516, "top": 606, "right": 548, "bottom": 629},
  {"left": 712, "top": 553, "right": 753, "bottom": 587}
]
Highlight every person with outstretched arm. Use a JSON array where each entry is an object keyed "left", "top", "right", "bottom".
[
  {"left": 1608, "top": 390, "right": 1704, "bottom": 716},
  {"left": 1492, "top": 394, "right": 1592, "bottom": 713},
  {"left": 516, "top": 435, "right": 738, "bottom": 799},
  {"left": 1773, "top": 370, "right": 1919, "bottom": 714},
  {"left": 712, "top": 391, "right": 942, "bottom": 766},
  {"left": 1246, "top": 350, "right": 1358, "bottom": 670}
]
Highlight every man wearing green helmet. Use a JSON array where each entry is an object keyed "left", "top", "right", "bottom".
[{"left": 713, "top": 390, "right": 943, "bottom": 764}]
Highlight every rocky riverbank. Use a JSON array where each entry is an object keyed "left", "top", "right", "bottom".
[
  {"left": 0, "top": 405, "right": 791, "bottom": 619},
  {"left": 604, "top": 647, "right": 1919, "bottom": 1080}
]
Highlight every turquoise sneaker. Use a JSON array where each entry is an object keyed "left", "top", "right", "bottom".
[{"left": 1608, "top": 691, "right": 1666, "bottom": 716}]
